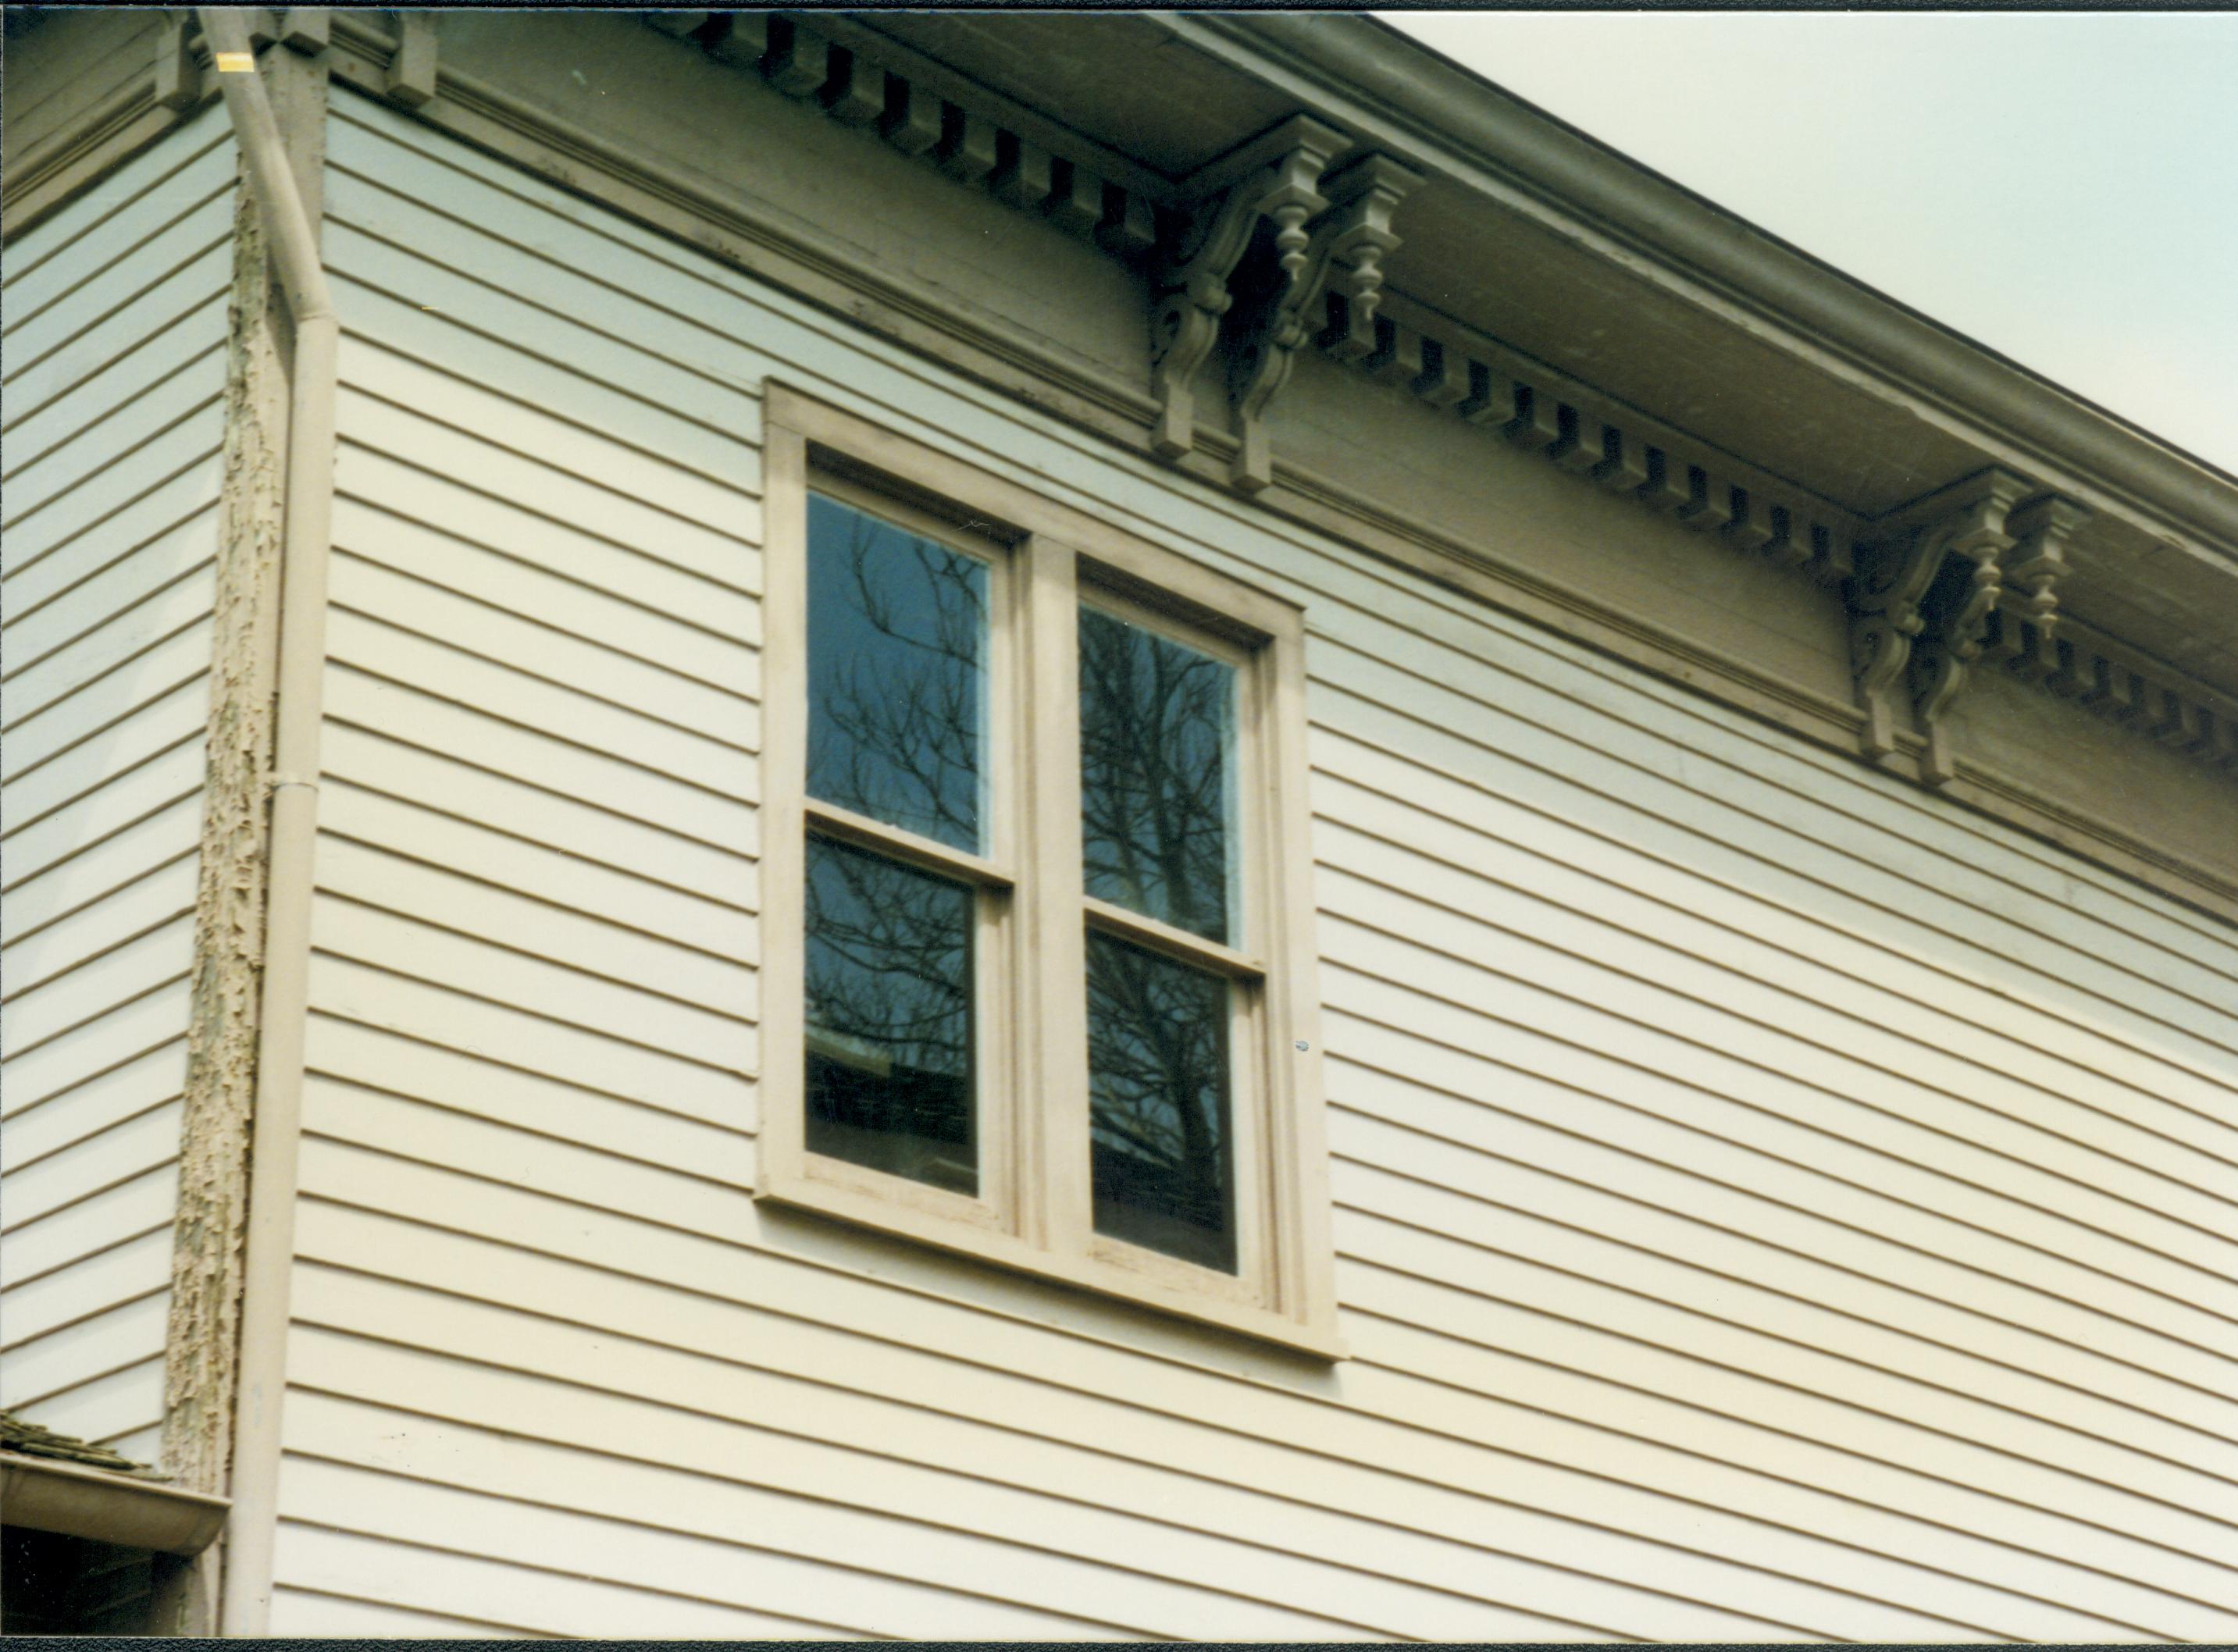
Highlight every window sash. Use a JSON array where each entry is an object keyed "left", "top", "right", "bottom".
[{"left": 794, "top": 472, "right": 1020, "bottom": 1233}]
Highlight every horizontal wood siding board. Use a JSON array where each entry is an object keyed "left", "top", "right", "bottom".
[
  {"left": 330, "top": 1087, "right": 2231, "bottom": 1590},
  {"left": 2, "top": 404, "right": 225, "bottom": 581},
  {"left": 0, "top": 1167, "right": 180, "bottom": 1292},
  {"left": 298, "top": 1245, "right": 2196, "bottom": 1640},
  {"left": 330, "top": 449, "right": 762, "bottom": 650},
  {"left": 0, "top": 1291, "right": 169, "bottom": 1408},
  {"left": 314, "top": 837, "right": 754, "bottom": 1007},
  {"left": 333, "top": 386, "right": 760, "bottom": 593},
  {"left": 0, "top": 1039, "right": 185, "bottom": 1157},
  {"left": 2, "top": 347, "right": 225, "bottom": 525},
  {"left": 0, "top": 193, "right": 231, "bottom": 384},
  {"left": 2, "top": 1352, "right": 167, "bottom": 1448},
  {"left": 1306, "top": 735, "right": 2238, "bottom": 1171},
  {"left": 320, "top": 667, "right": 757, "bottom": 853},
  {"left": 1310, "top": 821, "right": 2238, "bottom": 1247},
  {"left": 1, "top": 114, "right": 221, "bottom": 1454},
  {"left": 1320, "top": 1059, "right": 2238, "bottom": 1464},
  {"left": 0, "top": 977, "right": 194, "bottom": 1120},
  {"left": 0, "top": 241, "right": 232, "bottom": 434},
  {"left": 330, "top": 283, "right": 754, "bottom": 493},
  {"left": 1304, "top": 671, "right": 2238, "bottom": 1109},
  {"left": 269, "top": 1527, "right": 856, "bottom": 1640},
  {"left": 268, "top": 1583, "right": 558, "bottom": 1640},
  {"left": 317, "top": 785, "right": 754, "bottom": 966},
  {"left": 1325, "top": 1216, "right": 2238, "bottom": 1565},
  {"left": 270, "top": 1470, "right": 1113, "bottom": 1640},
  {"left": 305, "top": 1016, "right": 756, "bottom": 1172},
  {"left": 323, "top": 557, "right": 758, "bottom": 764},
  {"left": 4, "top": 98, "right": 229, "bottom": 265},
  {"left": 0, "top": 739, "right": 204, "bottom": 894},
  {"left": 280, "top": 1337, "right": 1484, "bottom": 1641},
  {"left": 1, "top": 1095, "right": 184, "bottom": 1232},
  {"left": 0, "top": 853, "right": 198, "bottom": 1002},
  {"left": 2, "top": 663, "right": 210, "bottom": 824},
  {"left": 316, "top": 725, "right": 759, "bottom": 912},
  {"left": 336, "top": 336, "right": 754, "bottom": 536},
  {"left": 3, "top": 561, "right": 219, "bottom": 731},
  {"left": 1299, "top": 631, "right": 2238, "bottom": 1067},
  {"left": 298, "top": 1101, "right": 2220, "bottom": 1629},
  {"left": 2, "top": 1228, "right": 171, "bottom": 1348},
  {"left": 304, "top": 954, "right": 750, "bottom": 1127},
  {"left": 327, "top": 500, "right": 759, "bottom": 696},
  {"left": 285, "top": 1198, "right": 2133, "bottom": 1640},
  {"left": 281, "top": 1285, "right": 1805, "bottom": 1640},
  {"left": 1317, "top": 963, "right": 2238, "bottom": 1408},
  {"left": 1, "top": 299, "right": 230, "bottom": 482},
  {"left": 1, "top": 475, "right": 221, "bottom": 628},
  {"left": 285, "top": 1163, "right": 2197, "bottom": 1641},
  {"left": 307, "top": 897, "right": 755, "bottom": 1077}
]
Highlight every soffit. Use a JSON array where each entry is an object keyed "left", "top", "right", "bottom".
[{"left": 860, "top": 12, "right": 1293, "bottom": 182}]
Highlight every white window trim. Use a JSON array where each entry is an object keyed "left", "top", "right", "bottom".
[{"left": 758, "top": 383, "right": 1344, "bottom": 1359}]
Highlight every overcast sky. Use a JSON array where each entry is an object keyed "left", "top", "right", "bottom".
[{"left": 1380, "top": 12, "right": 2238, "bottom": 479}]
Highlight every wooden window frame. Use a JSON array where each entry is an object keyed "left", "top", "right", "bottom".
[{"left": 760, "top": 384, "right": 1344, "bottom": 1359}]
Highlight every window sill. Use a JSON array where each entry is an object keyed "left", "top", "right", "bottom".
[{"left": 756, "top": 1166, "right": 1349, "bottom": 1362}]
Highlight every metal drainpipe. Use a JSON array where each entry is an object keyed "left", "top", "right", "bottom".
[{"left": 196, "top": 9, "right": 337, "bottom": 1635}]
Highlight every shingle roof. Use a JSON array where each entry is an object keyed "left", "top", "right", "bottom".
[{"left": 0, "top": 1411, "right": 146, "bottom": 1473}]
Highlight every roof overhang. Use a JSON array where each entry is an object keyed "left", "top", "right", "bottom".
[
  {"left": 1, "top": 1455, "right": 230, "bottom": 1556},
  {"left": 857, "top": 12, "right": 2238, "bottom": 694}
]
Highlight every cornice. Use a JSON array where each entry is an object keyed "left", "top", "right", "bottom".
[
  {"left": 1345, "top": 291, "right": 1861, "bottom": 587},
  {"left": 329, "top": 6, "right": 2238, "bottom": 893},
  {"left": 1168, "top": 12, "right": 2238, "bottom": 576},
  {"left": 645, "top": 9, "right": 2236, "bottom": 792},
  {"left": 0, "top": 13, "right": 223, "bottom": 239},
  {"left": 16, "top": 10, "right": 2219, "bottom": 920}
]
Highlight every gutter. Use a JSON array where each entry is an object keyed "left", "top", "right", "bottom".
[
  {"left": 196, "top": 9, "right": 336, "bottom": 1636},
  {"left": 2, "top": 1457, "right": 231, "bottom": 1558},
  {"left": 1172, "top": 14, "right": 2238, "bottom": 560}
]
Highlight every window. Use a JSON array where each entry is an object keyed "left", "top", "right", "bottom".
[{"left": 759, "top": 387, "right": 1342, "bottom": 1357}]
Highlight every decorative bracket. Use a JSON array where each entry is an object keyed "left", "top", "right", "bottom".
[
  {"left": 1848, "top": 468, "right": 2027, "bottom": 779},
  {"left": 1846, "top": 468, "right": 2094, "bottom": 786},
  {"left": 1224, "top": 153, "right": 1423, "bottom": 493},
  {"left": 1148, "top": 116, "right": 1346, "bottom": 463}
]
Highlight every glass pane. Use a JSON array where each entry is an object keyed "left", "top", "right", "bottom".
[
  {"left": 1078, "top": 605, "right": 1236, "bottom": 943},
  {"left": 1086, "top": 931, "right": 1235, "bottom": 1273},
  {"left": 804, "top": 835, "right": 977, "bottom": 1195},
  {"left": 808, "top": 492, "right": 987, "bottom": 853}
]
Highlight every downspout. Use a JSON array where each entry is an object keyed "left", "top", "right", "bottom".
[{"left": 197, "top": 9, "right": 335, "bottom": 1636}]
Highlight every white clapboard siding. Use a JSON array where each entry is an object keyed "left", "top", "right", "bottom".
[
  {"left": 0, "top": 105, "right": 230, "bottom": 1453},
  {"left": 268, "top": 1586, "right": 555, "bottom": 1641},
  {"left": 260, "top": 91, "right": 2238, "bottom": 1642}
]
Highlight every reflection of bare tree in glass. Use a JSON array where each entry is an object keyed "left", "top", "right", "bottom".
[
  {"left": 803, "top": 493, "right": 987, "bottom": 1191},
  {"left": 808, "top": 497, "right": 985, "bottom": 852},
  {"left": 1086, "top": 932, "right": 1234, "bottom": 1271},
  {"left": 1078, "top": 608, "right": 1232, "bottom": 942},
  {"left": 804, "top": 838, "right": 975, "bottom": 1192},
  {"left": 804, "top": 497, "right": 1235, "bottom": 1255}
]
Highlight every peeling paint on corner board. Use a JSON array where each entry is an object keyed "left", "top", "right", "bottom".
[{"left": 163, "top": 166, "right": 285, "bottom": 1503}]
